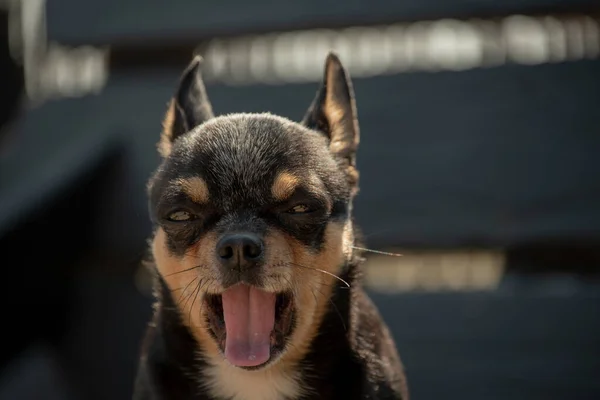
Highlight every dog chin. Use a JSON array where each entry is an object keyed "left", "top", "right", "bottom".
[{"left": 204, "top": 286, "right": 296, "bottom": 370}]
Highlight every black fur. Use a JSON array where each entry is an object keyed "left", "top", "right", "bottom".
[{"left": 134, "top": 53, "right": 408, "bottom": 400}]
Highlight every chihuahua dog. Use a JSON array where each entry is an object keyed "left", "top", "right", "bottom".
[{"left": 133, "top": 52, "right": 408, "bottom": 400}]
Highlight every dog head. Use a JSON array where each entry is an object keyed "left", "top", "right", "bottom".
[{"left": 148, "top": 53, "right": 360, "bottom": 373}]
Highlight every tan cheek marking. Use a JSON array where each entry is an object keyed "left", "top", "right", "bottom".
[
  {"left": 262, "top": 231, "right": 294, "bottom": 293},
  {"left": 151, "top": 228, "right": 221, "bottom": 357},
  {"left": 279, "top": 221, "right": 347, "bottom": 368},
  {"left": 271, "top": 172, "right": 299, "bottom": 202},
  {"left": 151, "top": 228, "right": 179, "bottom": 281},
  {"left": 175, "top": 176, "right": 210, "bottom": 204}
]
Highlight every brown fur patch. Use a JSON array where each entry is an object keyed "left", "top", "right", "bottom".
[
  {"left": 175, "top": 176, "right": 210, "bottom": 204},
  {"left": 280, "top": 221, "right": 347, "bottom": 367},
  {"left": 271, "top": 171, "right": 300, "bottom": 202},
  {"left": 158, "top": 100, "right": 176, "bottom": 158},
  {"left": 152, "top": 228, "right": 222, "bottom": 357}
]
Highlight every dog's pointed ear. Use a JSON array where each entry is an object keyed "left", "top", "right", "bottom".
[
  {"left": 159, "top": 56, "right": 215, "bottom": 157},
  {"left": 302, "top": 52, "right": 359, "bottom": 188}
]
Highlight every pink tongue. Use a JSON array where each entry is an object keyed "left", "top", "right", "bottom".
[{"left": 221, "top": 284, "right": 276, "bottom": 367}]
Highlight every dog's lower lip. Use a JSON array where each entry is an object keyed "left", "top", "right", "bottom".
[{"left": 204, "top": 290, "right": 295, "bottom": 366}]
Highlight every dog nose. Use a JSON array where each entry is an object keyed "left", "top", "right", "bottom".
[{"left": 217, "top": 233, "right": 264, "bottom": 269}]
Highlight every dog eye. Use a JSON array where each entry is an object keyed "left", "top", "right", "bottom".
[
  {"left": 287, "top": 204, "right": 311, "bottom": 214},
  {"left": 168, "top": 210, "right": 194, "bottom": 222}
]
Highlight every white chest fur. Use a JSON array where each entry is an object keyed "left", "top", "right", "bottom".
[{"left": 201, "top": 358, "right": 303, "bottom": 400}]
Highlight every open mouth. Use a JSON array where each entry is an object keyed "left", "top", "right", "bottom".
[{"left": 204, "top": 284, "right": 295, "bottom": 370}]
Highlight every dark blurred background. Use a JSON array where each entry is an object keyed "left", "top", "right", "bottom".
[{"left": 1, "top": 0, "right": 600, "bottom": 399}]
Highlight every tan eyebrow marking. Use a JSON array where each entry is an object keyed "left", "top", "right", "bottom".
[
  {"left": 271, "top": 171, "right": 300, "bottom": 201},
  {"left": 175, "top": 177, "right": 210, "bottom": 204}
]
